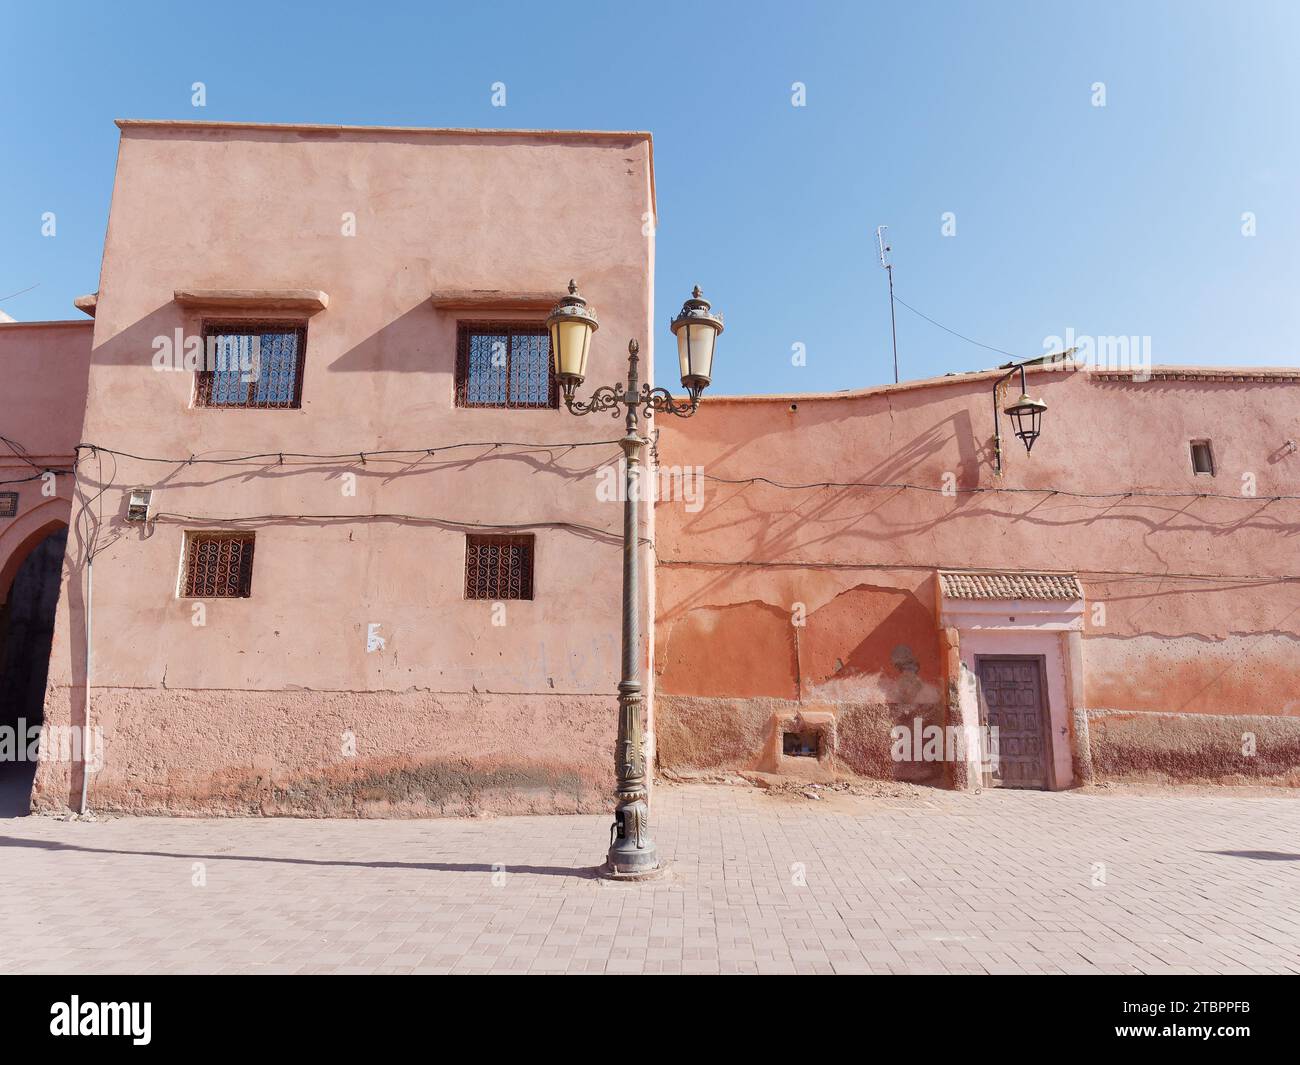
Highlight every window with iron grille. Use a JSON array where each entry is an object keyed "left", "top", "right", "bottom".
[
  {"left": 455, "top": 324, "right": 556, "bottom": 409},
  {"left": 464, "top": 534, "right": 534, "bottom": 600},
  {"left": 181, "top": 532, "right": 256, "bottom": 598},
  {"left": 195, "top": 322, "right": 307, "bottom": 409}
]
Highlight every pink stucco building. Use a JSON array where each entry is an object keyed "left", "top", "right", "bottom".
[
  {"left": 13, "top": 120, "right": 656, "bottom": 816},
  {"left": 1, "top": 119, "right": 1297, "bottom": 818}
]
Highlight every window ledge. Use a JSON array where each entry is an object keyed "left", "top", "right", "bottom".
[
  {"left": 431, "top": 290, "right": 560, "bottom": 313},
  {"left": 174, "top": 288, "right": 330, "bottom": 314}
]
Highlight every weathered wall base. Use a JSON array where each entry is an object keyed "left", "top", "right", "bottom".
[
  {"left": 656, "top": 694, "right": 945, "bottom": 784},
  {"left": 657, "top": 698, "right": 1300, "bottom": 791},
  {"left": 1083, "top": 709, "right": 1300, "bottom": 786},
  {"left": 32, "top": 688, "right": 615, "bottom": 817}
]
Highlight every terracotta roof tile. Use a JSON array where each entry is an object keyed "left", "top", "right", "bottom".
[{"left": 940, "top": 571, "right": 1082, "bottom": 601}]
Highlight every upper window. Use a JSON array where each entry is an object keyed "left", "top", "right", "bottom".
[
  {"left": 196, "top": 322, "right": 306, "bottom": 409},
  {"left": 1190, "top": 440, "right": 1215, "bottom": 476},
  {"left": 455, "top": 324, "right": 556, "bottom": 409},
  {"left": 181, "top": 532, "right": 255, "bottom": 598}
]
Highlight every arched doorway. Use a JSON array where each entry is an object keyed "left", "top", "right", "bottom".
[{"left": 0, "top": 525, "right": 68, "bottom": 815}]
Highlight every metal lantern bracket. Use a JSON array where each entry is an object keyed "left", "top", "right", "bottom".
[
  {"left": 993, "top": 362, "right": 1048, "bottom": 474},
  {"left": 562, "top": 340, "right": 699, "bottom": 423}
]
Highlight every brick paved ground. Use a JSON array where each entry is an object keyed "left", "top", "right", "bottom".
[{"left": 1, "top": 782, "right": 1297, "bottom": 974}]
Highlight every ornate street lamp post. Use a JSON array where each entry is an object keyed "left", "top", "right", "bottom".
[{"left": 548, "top": 281, "right": 723, "bottom": 878}]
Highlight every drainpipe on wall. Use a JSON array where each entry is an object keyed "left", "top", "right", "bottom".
[{"left": 78, "top": 554, "right": 92, "bottom": 814}]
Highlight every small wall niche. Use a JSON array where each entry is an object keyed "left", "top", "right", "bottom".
[
  {"left": 759, "top": 709, "right": 837, "bottom": 777},
  {"left": 1190, "top": 439, "right": 1215, "bottom": 475},
  {"left": 782, "top": 730, "right": 821, "bottom": 758}
]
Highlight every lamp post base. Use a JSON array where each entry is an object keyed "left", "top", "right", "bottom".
[
  {"left": 606, "top": 842, "right": 660, "bottom": 878},
  {"left": 602, "top": 855, "right": 669, "bottom": 882},
  {"left": 605, "top": 792, "right": 659, "bottom": 877}
]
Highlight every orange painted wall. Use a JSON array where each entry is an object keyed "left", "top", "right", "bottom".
[{"left": 653, "top": 367, "right": 1300, "bottom": 783}]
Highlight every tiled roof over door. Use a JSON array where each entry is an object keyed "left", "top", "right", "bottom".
[{"left": 939, "top": 571, "right": 1082, "bottom": 601}]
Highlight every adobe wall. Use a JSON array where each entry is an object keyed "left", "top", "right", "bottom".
[
  {"left": 33, "top": 124, "right": 655, "bottom": 816},
  {"left": 653, "top": 368, "right": 1300, "bottom": 787}
]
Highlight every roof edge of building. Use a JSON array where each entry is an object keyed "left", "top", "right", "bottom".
[
  {"left": 700, "top": 363, "right": 1300, "bottom": 405},
  {"left": 114, "top": 119, "right": 658, "bottom": 217},
  {"left": 0, "top": 319, "right": 95, "bottom": 330},
  {"left": 115, "top": 118, "right": 652, "bottom": 141}
]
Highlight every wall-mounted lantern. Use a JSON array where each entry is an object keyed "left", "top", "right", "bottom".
[
  {"left": 1004, "top": 390, "right": 1047, "bottom": 453},
  {"left": 994, "top": 363, "right": 1048, "bottom": 473}
]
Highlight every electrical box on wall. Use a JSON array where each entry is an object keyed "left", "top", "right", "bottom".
[{"left": 126, "top": 488, "right": 152, "bottom": 522}]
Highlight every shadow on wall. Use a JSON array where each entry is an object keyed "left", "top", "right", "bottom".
[
  {"left": 663, "top": 406, "right": 981, "bottom": 622},
  {"left": 655, "top": 583, "right": 945, "bottom": 782}
]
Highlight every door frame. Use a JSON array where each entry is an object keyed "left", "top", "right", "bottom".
[{"left": 974, "top": 653, "right": 1056, "bottom": 791}]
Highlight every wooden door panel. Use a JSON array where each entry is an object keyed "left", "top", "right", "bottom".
[{"left": 977, "top": 656, "right": 1047, "bottom": 789}]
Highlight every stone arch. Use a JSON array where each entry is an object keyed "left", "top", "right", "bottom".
[
  {"left": 0, "top": 497, "right": 72, "bottom": 604},
  {"left": 0, "top": 499, "right": 71, "bottom": 815}
]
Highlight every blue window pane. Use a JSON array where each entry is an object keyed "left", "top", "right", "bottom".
[
  {"left": 458, "top": 327, "right": 553, "bottom": 408},
  {"left": 200, "top": 327, "right": 303, "bottom": 408}
]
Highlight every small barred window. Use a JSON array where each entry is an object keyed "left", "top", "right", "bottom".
[
  {"left": 181, "top": 532, "right": 255, "bottom": 598},
  {"left": 464, "top": 534, "right": 534, "bottom": 600}
]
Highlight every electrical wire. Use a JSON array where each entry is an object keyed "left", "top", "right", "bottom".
[
  {"left": 0, "top": 430, "right": 1288, "bottom": 586},
  {"left": 0, "top": 282, "right": 39, "bottom": 303},
  {"left": 0, "top": 470, "right": 67, "bottom": 486},
  {"left": 653, "top": 557, "right": 1300, "bottom": 584},
  {"left": 700, "top": 471, "right": 1300, "bottom": 503},
  {"left": 891, "top": 293, "right": 1026, "bottom": 362},
  {"left": 74, "top": 438, "right": 626, "bottom": 465},
  {"left": 62, "top": 438, "right": 1300, "bottom": 503},
  {"left": 0, "top": 434, "right": 75, "bottom": 482},
  {"left": 80, "top": 446, "right": 119, "bottom": 563},
  {"left": 1, "top": 434, "right": 45, "bottom": 470},
  {"left": 150, "top": 510, "right": 644, "bottom": 543}
]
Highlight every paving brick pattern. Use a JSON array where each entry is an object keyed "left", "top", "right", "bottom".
[{"left": 1, "top": 784, "right": 1297, "bottom": 974}]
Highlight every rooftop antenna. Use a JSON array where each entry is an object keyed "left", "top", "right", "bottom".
[{"left": 876, "top": 225, "right": 899, "bottom": 383}]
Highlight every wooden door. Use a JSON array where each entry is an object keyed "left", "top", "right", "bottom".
[{"left": 976, "top": 656, "right": 1050, "bottom": 789}]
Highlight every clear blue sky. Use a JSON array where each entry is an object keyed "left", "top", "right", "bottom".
[{"left": 2, "top": 0, "right": 1297, "bottom": 394}]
